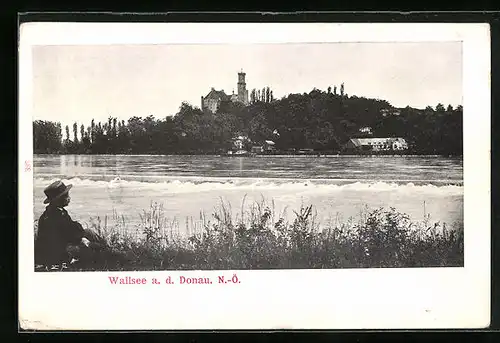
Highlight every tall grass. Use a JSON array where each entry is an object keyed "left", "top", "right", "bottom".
[{"left": 34, "top": 198, "right": 464, "bottom": 271}]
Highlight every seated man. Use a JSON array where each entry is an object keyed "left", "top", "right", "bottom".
[{"left": 34, "top": 180, "right": 104, "bottom": 271}]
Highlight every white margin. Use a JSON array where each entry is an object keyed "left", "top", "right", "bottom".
[{"left": 18, "top": 22, "right": 491, "bottom": 330}]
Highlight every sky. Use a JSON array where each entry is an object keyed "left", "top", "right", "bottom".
[{"left": 32, "top": 42, "right": 462, "bottom": 130}]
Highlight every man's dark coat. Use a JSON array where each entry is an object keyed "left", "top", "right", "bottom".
[{"left": 35, "top": 205, "right": 87, "bottom": 266}]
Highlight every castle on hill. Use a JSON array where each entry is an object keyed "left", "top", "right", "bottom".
[{"left": 201, "top": 70, "right": 249, "bottom": 113}]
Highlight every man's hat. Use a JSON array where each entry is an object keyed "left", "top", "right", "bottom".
[{"left": 43, "top": 180, "right": 72, "bottom": 204}]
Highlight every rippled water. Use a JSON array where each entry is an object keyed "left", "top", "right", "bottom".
[{"left": 33, "top": 154, "right": 463, "bottom": 235}]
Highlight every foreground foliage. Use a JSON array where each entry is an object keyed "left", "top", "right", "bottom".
[{"left": 34, "top": 200, "right": 464, "bottom": 271}]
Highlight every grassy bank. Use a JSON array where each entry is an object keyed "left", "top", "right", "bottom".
[{"left": 34, "top": 199, "right": 464, "bottom": 271}]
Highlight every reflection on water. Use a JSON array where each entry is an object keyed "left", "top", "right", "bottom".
[{"left": 56, "top": 155, "right": 122, "bottom": 178}]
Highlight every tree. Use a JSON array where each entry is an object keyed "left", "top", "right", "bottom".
[
  {"left": 91, "top": 119, "right": 95, "bottom": 144},
  {"left": 107, "top": 117, "right": 113, "bottom": 135},
  {"left": 340, "top": 83, "right": 344, "bottom": 97},
  {"left": 57, "top": 123, "right": 62, "bottom": 141},
  {"left": 33, "top": 120, "right": 63, "bottom": 153},
  {"left": 436, "top": 103, "right": 445, "bottom": 112},
  {"left": 95, "top": 120, "right": 110, "bottom": 153},
  {"left": 327, "top": 86, "right": 331, "bottom": 94},
  {"left": 80, "top": 124, "right": 91, "bottom": 154},
  {"left": 79, "top": 124, "right": 85, "bottom": 152},
  {"left": 62, "top": 124, "right": 73, "bottom": 153},
  {"left": 72, "top": 122, "right": 78, "bottom": 144},
  {"left": 250, "top": 89, "right": 256, "bottom": 103},
  {"left": 333, "top": 86, "right": 337, "bottom": 95},
  {"left": 116, "top": 119, "right": 130, "bottom": 154}
]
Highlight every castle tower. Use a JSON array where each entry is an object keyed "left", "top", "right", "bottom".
[{"left": 237, "top": 70, "right": 248, "bottom": 104}]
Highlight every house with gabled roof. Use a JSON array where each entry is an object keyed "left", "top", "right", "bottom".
[{"left": 344, "top": 137, "right": 408, "bottom": 153}]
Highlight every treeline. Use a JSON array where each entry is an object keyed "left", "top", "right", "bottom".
[
  {"left": 33, "top": 87, "right": 463, "bottom": 155},
  {"left": 249, "top": 86, "right": 274, "bottom": 104}
]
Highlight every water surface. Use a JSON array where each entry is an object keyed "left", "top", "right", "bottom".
[{"left": 33, "top": 154, "right": 464, "bottom": 235}]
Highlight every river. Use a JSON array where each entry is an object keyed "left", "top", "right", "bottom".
[{"left": 33, "top": 154, "right": 463, "bottom": 236}]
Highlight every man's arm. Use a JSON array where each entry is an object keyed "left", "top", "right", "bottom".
[
  {"left": 72, "top": 221, "right": 91, "bottom": 247},
  {"left": 60, "top": 210, "right": 87, "bottom": 245}
]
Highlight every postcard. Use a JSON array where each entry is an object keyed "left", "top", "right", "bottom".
[{"left": 18, "top": 22, "right": 491, "bottom": 330}]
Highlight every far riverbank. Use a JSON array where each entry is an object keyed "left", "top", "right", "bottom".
[{"left": 33, "top": 152, "right": 463, "bottom": 158}]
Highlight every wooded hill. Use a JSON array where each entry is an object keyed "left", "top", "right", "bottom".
[{"left": 33, "top": 88, "right": 463, "bottom": 156}]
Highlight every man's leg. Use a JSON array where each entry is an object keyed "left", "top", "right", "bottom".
[
  {"left": 66, "top": 243, "right": 97, "bottom": 269},
  {"left": 83, "top": 229, "right": 107, "bottom": 246}
]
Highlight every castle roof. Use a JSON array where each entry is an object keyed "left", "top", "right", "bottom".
[{"left": 204, "top": 88, "right": 230, "bottom": 101}]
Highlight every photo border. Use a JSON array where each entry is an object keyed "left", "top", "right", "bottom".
[{"left": 17, "top": 17, "right": 491, "bottom": 331}]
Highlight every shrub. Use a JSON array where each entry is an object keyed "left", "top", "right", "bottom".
[{"left": 33, "top": 199, "right": 464, "bottom": 271}]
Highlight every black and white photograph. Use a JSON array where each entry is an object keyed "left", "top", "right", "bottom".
[{"left": 18, "top": 22, "right": 490, "bottom": 330}]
